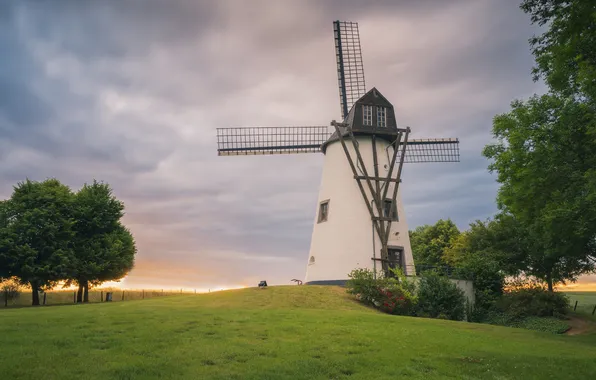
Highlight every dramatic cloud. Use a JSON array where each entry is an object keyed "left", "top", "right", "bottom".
[{"left": 3, "top": 0, "right": 590, "bottom": 288}]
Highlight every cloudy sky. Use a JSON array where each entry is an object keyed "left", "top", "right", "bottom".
[{"left": 2, "top": 0, "right": 593, "bottom": 290}]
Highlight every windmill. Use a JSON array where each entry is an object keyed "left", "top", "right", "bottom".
[{"left": 216, "top": 21, "right": 460, "bottom": 284}]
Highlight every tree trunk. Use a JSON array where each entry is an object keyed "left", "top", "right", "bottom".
[
  {"left": 83, "top": 280, "right": 89, "bottom": 303},
  {"left": 546, "top": 273, "right": 554, "bottom": 292},
  {"left": 546, "top": 272, "right": 554, "bottom": 316},
  {"left": 76, "top": 283, "right": 83, "bottom": 303},
  {"left": 31, "top": 281, "right": 40, "bottom": 306}
]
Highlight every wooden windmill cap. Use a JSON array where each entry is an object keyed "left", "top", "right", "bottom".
[{"left": 322, "top": 87, "right": 401, "bottom": 153}]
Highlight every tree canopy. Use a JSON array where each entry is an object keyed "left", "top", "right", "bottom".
[
  {"left": 409, "top": 219, "right": 460, "bottom": 273},
  {"left": 0, "top": 179, "right": 75, "bottom": 305},
  {"left": 521, "top": 0, "right": 596, "bottom": 101},
  {"left": 67, "top": 180, "right": 134, "bottom": 303},
  {"left": 479, "top": 0, "right": 596, "bottom": 290}
]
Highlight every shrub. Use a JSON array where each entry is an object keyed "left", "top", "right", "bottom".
[
  {"left": 345, "top": 268, "right": 379, "bottom": 306},
  {"left": 378, "top": 268, "right": 418, "bottom": 316},
  {"left": 416, "top": 271, "right": 466, "bottom": 321},
  {"left": 346, "top": 267, "right": 417, "bottom": 316},
  {"left": 496, "top": 281, "right": 569, "bottom": 318}
]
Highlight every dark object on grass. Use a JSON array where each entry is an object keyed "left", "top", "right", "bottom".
[
  {"left": 291, "top": 279, "right": 303, "bottom": 285},
  {"left": 105, "top": 292, "right": 113, "bottom": 302},
  {"left": 258, "top": 281, "right": 268, "bottom": 288}
]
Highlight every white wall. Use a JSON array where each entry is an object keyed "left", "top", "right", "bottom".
[{"left": 305, "top": 135, "right": 415, "bottom": 283}]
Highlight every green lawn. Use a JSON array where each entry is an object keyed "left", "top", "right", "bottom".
[
  {"left": 1, "top": 285, "right": 595, "bottom": 380},
  {"left": 565, "top": 291, "right": 596, "bottom": 320}
]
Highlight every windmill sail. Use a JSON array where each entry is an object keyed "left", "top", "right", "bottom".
[
  {"left": 334, "top": 20, "right": 366, "bottom": 120},
  {"left": 216, "top": 126, "right": 459, "bottom": 163},
  {"left": 216, "top": 126, "right": 329, "bottom": 155}
]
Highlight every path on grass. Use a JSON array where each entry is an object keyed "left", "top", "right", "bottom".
[{"left": 565, "top": 316, "right": 596, "bottom": 335}]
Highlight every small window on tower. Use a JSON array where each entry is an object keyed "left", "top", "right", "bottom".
[
  {"left": 318, "top": 200, "right": 330, "bottom": 223},
  {"left": 363, "top": 105, "right": 373, "bottom": 125},
  {"left": 383, "top": 199, "right": 398, "bottom": 221},
  {"left": 377, "top": 106, "right": 387, "bottom": 128}
]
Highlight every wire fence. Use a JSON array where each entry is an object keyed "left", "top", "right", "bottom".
[
  {"left": 2, "top": 288, "right": 203, "bottom": 308},
  {"left": 567, "top": 294, "right": 596, "bottom": 317}
]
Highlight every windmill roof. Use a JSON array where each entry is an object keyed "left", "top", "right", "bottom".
[{"left": 322, "top": 87, "right": 400, "bottom": 153}]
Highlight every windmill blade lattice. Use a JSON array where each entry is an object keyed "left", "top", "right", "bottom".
[
  {"left": 334, "top": 20, "right": 366, "bottom": 120},
  {"left": 216, "top": 126, "right": 329, "bottom": 155},
  {"left": 216, "top": 126, "right": 460, "bottom": 162}
]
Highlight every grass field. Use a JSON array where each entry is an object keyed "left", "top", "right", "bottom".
[
  {"left": 565, "top": 291, "right": 596, "bottom": 318},
  {"left": 1, "top": 286, "right": 595, "bottom": 380}
]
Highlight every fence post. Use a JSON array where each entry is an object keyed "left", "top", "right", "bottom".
[
  {"left": 4, "top": 289, "right": 7, "bottom": 307},
  {"left": 574, "top": 300, "right": 578, "bottom": 311},
  {"left": 73, "top": 291, "right": 76, "bottom": 304},
  {"left": 101, "top": 291, "right": 103, "bottom": 302},
  {"left": 142, "top": 290, "right": 144, "bottom": 299},
  {"left": 43, "top": 292, "right": 47, "bottom": 306},
  {"left": 122, "top": 291, "right": 125, "bottom": 301}
]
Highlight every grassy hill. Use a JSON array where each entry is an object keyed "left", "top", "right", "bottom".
[{"left": 1, "top": 285, "right": 594, "bottom": 380}]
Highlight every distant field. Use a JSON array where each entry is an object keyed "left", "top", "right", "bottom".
[
  {"left": 564, "top": 291, "right": 596, "bottom": 320},
  {"left": 2, "top": 288, "right": 193, "bottom": 308},
  {"left": 1, "top": 286, "right": 595, "bottom": 380}
]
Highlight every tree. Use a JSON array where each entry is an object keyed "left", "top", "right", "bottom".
[
  {"left": 521, "top": 0, "right": 596, "bottom": 101},
  {"left": 483, "top": 93, "right": 596, "bottom": 291},
  {"left": 416, "top": 271, "right": 466, "bottom": 321},
  {"left": 67, "top": 180, "right": 135, "bottom": 302},
  {"left": 480, "top": 1, "right": 596, "bottom": 290},
  {"left": 0, "top": 179, "right": 75, "bottom": 305},
  {"left": 409, "top": 219, "right": 460, "bottom": 274},
  {"left": 445, "top": 214, "right": 528, "bottom": 315},
  {"left": 0, "top": 200, "right": 11, "bottom": 281}
]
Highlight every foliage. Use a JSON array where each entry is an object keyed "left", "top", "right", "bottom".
[
  {"left": 496, "top": 278, "right": 570, "bottom": 318},
  {"left": 0, "top": 200, "right": 11, "bottom": 281},
  {"left": 346, "top": 267, "right": 417, "bottom": 316},
  {"left": 67, "top": 180, "right": 135, "bottom": 302},
  {"left": 479, "top": 1, "right": 596, "bottom": 292},
  {"left": 483, "top": 93, "right": 596, "bottom": 290},
  {"left": 378, "top": 267, "right": 418, "bottom": 316},
  {"left": 484, "top": 312, "right": 570, "bottom": 334},
  {"left": 0, "top": 178, "right": 75, "bottom": 305},
  {"left": 446, "top": 215, "right": 531, "bottom": 319},
  {"left": 409, "top": 219, "right": 460, "bottom": 274},
  {"left": 521, "top": 0, "right": 596, "bottom": 101},
  {"left": 345, "top": 268, "right": 380, "bottom": 306},
  {"left": 416, "top": 271, "right": 466, "bottom": 321}
]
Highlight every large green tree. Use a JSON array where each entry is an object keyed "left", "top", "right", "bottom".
[
  {"left": 0, "top": 179, "right": 75, "bottom": 305},
  {"left": 409, "top": 219, "right": 460, "bottom": 274},
  {"left": 479, "top": 0, "right": 596, "bottom": 291},
  {"left": 483, "top": 92, "right": 596, "bottom": 291},
  {"left": 67, "top": 181, "right": 136, "bottom": 302}
]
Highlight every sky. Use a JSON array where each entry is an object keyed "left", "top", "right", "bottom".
[{"left": 1, "top": 0, "right": 594, "bottom": 291}]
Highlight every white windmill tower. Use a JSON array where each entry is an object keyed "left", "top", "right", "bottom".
[{"left": 217, "top": 21, "right": 460, "bottom": 284}]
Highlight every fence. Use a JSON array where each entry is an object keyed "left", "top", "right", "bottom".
[
  {"left": 569, "top": 297, "right": 596, "bottom": 316},
  {"left": 564, "top": 291, "right": 596, "bottom": 319},
  {"left": 2, "top": 288, "right": 202, "bottom": 308}
]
